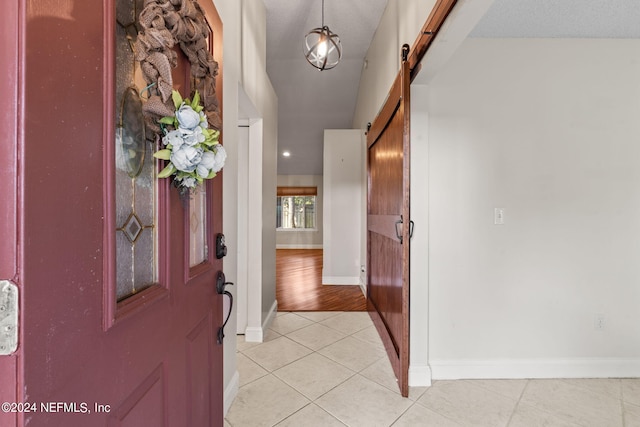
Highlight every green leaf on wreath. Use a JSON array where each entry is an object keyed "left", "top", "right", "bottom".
[
  {"left": 191, "top": 91, "right": 200, "bottom": 109},
  {"left": 153, "top": 149, "right": 172, "bottom": 160},
  {"left": 172, "top": 90, "right": 183, "bottom": 109},
  {"left": 158, "top": 163, "right": 176, "bottom": 178},
  {"left": 159, "top": 116, "right": 175, "bottom": 125},
  {"left": 207, "top": 171, "right": 217, "bottom": 179}
]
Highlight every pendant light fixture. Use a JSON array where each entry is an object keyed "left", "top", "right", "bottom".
[{"left": 303, "top": 0, "right": 342, "bottom": 71}]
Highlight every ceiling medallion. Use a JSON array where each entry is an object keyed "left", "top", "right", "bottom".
[{"left": 303, "top": 0, "right": 342, "bottom": 71}]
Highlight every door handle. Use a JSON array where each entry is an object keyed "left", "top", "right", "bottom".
[
  {"left": 394, "top": 216, "right": 415, "bottom": 244},
  {"left": 395, "top": 217, "right": 403, "bottom": 244},
  {"left": 216, "top": 271, "right": 234, "bottom": 344}
]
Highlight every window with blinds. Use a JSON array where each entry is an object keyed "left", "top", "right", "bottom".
[{"left": 276, "top": 187, "right": 317, "bottom": 230}]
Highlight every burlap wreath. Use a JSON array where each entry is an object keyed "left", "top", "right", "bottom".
[{"left": 134, "top": 0, "right": 221, "bottom": 134}]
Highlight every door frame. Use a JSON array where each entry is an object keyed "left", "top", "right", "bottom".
[
  {"left": 0, "top": 1, "right": 20, "bottom": 424},
  {"left": 236, "top": 85, "right": 265, "bottom": 340}
]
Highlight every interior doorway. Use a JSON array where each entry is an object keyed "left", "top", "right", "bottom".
[{"left": 235, "top": 85, "right": 263, "bottom": 335}]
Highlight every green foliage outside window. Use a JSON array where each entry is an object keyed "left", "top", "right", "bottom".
[{"left": 276, "top": 196, "right": 316, "bottom": 229}]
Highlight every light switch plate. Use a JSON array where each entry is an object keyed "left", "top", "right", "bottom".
[{"left": 494, "top": 208, "right": 505, "bottom": 225}]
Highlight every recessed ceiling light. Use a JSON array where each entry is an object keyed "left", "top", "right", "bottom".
[{"left": 282, "top": 151, "right": 291, "bottom": 157}]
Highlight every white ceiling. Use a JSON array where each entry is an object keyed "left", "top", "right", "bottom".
[
  {"left": 470, "top": 0, "right": 640, "bottom": 38},
  {"left": 263, "top": 0, "right": 388, "bottom": 175},
  {"left": 265, "top": 0, "right": 640, "bottom": 175}
]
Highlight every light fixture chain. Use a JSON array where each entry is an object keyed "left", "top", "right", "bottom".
[{"left": 322, "top": 0, "right": 325, "bottom": 27}]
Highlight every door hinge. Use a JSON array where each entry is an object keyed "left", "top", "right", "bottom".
[{"left": 0, "top": 280, "right": 18, "bottom": 355}]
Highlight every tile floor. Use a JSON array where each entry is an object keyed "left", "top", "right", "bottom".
[{"left": 225, "top": 311, "right": 640, "bottom": 427}]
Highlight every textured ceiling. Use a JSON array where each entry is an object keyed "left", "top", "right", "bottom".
[
  {"left": 470, "top": 0, "right": 640, "bottom": 38},
  {"left": 263, "top": 0, "right": 388, "bottom": 175}
]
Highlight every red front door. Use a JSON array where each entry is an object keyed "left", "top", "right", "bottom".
[{"left": 0, "top": 1, "right": 225, "bottom": 426}]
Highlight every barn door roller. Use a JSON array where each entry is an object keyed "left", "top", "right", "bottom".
[{"left": 0, "top": 280, "right": 18, "bottom": 355}]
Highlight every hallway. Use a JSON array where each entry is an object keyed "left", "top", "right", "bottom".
[
  {"left": 276, "top": 249, "right": 366, "bottom": 311},
  {"left": 226, "top": 311, "right": 640, "bottom": 426}
]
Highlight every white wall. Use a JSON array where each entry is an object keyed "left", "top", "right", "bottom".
[
  {"left": 424, "top": 38, "right": 640, "bottom": 378},
  {"left": 213, "top": 0, "right": 278, "bottom": 413},
  {"left": 409, "top": 84, "right": 431, "bottom": 385},
  {"left": 276, "top": 175, "right": 323, "bottom": 249},
  {"left": 323, "top": 130, "right": 364, "bottom": 285},
  {"left": 352, "top": 0, "right": 437, "bottom": 131},
  {"left": 238, "top": 0, "right": 278, "bottom": 339}
]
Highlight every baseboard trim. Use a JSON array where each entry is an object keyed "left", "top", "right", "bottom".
[
  {"left": 430, "top": 358, "right": 640, "bottom": 380},
  {"left": 244, "top": 327, "right": 263, "bottom": 343},
  {"left": 359, "top": 277, "right": 366, "bottom": 296},
  {"left": 276, "top": 244, "right": 323, "bottom": 249},
  {"left": 244, "top": 300, "right": 278, "bottom": 343},
  {"left": 223, "top": 370, "right": 239, "bottom": 416},
  {"left": 322, "top": 276, "right": 360, "bottom": 285},
  {"left": 409, "top": 364, "right": 432, "bottom": 387},
  {"left": 263, "top": 299, "right": 278, "bottom": 331}
]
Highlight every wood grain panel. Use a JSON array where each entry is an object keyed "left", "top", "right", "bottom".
[
  {"left": 368, "top": 232, "right": 403, "bottom": 354},
  {"left": 368, "top": 214, "right": 402, "bottom": 242},
  {"left": 366, "top": 49, "right": 411, "bottom": 397}
]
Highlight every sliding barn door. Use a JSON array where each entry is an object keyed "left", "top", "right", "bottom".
[{"left": 367, "top": 46, "right": 411, "bottom": 397}]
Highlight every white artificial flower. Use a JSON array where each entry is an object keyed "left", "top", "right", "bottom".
[
  {"left": 196, "top": 151, "right": 216, "bottom": 178},
  {"left": 163, "top": 129, "right": 184, "bottom": 150},
  {"left": 211, "top": 145, "right": 226, "bottom": 173},
  {"left": 171, "top": 145, "right": 203, "bottom": 173},
  {"left": 176, "top": 104, "right": 201, "bottom": 131},
  {"left": 180, "top": 126, "right": 206, "bottom": 146}
]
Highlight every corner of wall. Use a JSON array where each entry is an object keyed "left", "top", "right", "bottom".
[{"left": 223, "top": 370, "right": 239, "bottom": 416}]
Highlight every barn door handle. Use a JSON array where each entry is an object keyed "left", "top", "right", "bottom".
[
  {"left": 216, "top": 271, "right": 234, "bottom": 345},
  {"left": 395, "top": 216, "right": 403, "bottom": 244},
  {"left": 394, "top": 217, "right": 414, "bottom": 244}
]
